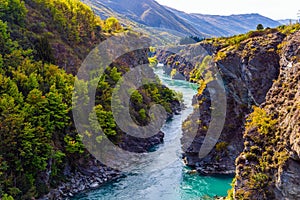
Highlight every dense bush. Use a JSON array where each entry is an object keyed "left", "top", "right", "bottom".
[
  {"left": 0, "top": 24, "right": 75, "bottom": 198},
  {"left": 256, "top": 24, "right": 264, "bottom": 30},
  {"left": 103, "top": 17, "right": 123, "bottom": 33},
  {"left": 246, "top": 106, "right": 277, "bottom": 135},
  {"left": 0, "top": 0, "right": 178, "bottom": 199}
]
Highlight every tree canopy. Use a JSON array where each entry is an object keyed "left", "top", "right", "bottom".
[
  {"left": 256, "top": 24, "right": 264, "bottom": 30},
  {"left": 0, "top": 0, "right": 179, "bottom": 199}
]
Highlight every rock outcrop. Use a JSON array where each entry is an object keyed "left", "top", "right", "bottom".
[
  {"left": 157, "top": 29, "right": 286, "bottom": 174},
  {"left": 158, "top": 27, "right": 300, "bottom": 198},
  {"left": 233, "top": 30, "right": 300, "bottom": 199},
  {"left": 41, "top": 158, "right": 119, "bottom": 200}
]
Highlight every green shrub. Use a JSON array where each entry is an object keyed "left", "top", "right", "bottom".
[
  {"left": 149, "top": 46, "right": 156, "bottom": 53},
  {"left": 130, "top": 90, "right": 143, "bottom": 104},
  {"left": 226, "top": 178, "right": 236, "bottom": 200},
  {"left": 246, "top": 106, "right": 277, "bottom": 135},
  {"left": 250, "top": 145, "right": 261, "bottom": 154},
  {"left": 250, "top": 173, "right": 269, "bottom": 188},
  {"left": 64, "top": 135, "right": 85, "bottom": 154},
  {"left": 139, "top": 108, "right": 147, "bottom": 120},
  {"left": 216, "top": 141, "right": 229, "bottom": 152},
  {"left": 245, "top": 152, "right": 257, "bottom": 162},
  {"left": 174, "top": 91, "right": 183, "bottom": 103},
  {"left": 2, "top": 194, "right": 14, "bottom": 200},
  {"left": 103, "top": 17, "right": 123, "bottom": 33},
  {"left": 148, "top": 56, "right": 158, "bottom": 67},
  {"left": 256, "top": 24, "right": 264, "bottom": 30},
  {"left": 170, "top": 69, "right": 177, "bottom": 78},
  {"left": 0, "top": 0, "right": 27, "bottom": 26},
  {"left": 215, "top": 51, "right": 226, "bottom": 61}
]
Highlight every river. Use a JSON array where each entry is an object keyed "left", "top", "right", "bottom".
[{"left": 73, "top": 67, "right": 233, "bottom": 200}]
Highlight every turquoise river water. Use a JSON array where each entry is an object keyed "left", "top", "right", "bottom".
[{"left": 73, "top": 67, "right": 233, "bottom": 200}]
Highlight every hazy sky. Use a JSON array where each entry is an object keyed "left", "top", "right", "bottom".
[{"left": 155, "top": 0, "right": 300, "bottom": 20}]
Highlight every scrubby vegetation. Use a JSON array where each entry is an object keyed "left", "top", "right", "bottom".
[
  {"left": 102, "top": 17, "right": 123, "bottom": 33},
  {"left": 148, "top": 56, "right": 158, "bottom": 67},
  {"left": 278, "top": 23, "right": 300, "bottom": 35},
  {"left": 233, "top": 107, "right": 289, "bottom": 199},
  {"left": 203, "top": 24, "right": 300, "bottom": 62}
]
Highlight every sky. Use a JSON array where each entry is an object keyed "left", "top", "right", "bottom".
[{"left": 155, "top": 0, "right": 300, "bottom": 20}]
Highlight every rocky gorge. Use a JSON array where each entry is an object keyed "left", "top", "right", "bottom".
[
  {"left": 1, "top": 0, "right": 300, "bottom": 199},
  {"left": 156, "top": 25, "right": 300, "bottom": 198},
  {"left": 234, "top": 29, "right": 300, "bottom": 199},
  {"left": 36, "top": 21, "right": 300, "bottom": 200},
  {"left": 40, "top": 45, "right": 182, "bottom": 199}
]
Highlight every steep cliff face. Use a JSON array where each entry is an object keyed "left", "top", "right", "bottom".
[
  {"left": 156, "top": 43, "right": 214, "bottom": 80},
  {"left": 157, "top": 29, "right": 286, "bottom": 174},
  {"left": 233, "top": 30, "right": 300, "bottom": 199},
  {"left": 157, "top": 26, "right": 300, "bottom": 198}
]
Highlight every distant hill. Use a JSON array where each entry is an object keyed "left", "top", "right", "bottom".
[
  {"left": 85, "top": 0, "right": 281, "bottom": 43},
  {"left": 83, "top": 0, "right": 188, "bottom": 45},
  {"left": 89, "top": 0, "right": 202, "bottom": 36},
  {"left": 167, "top": 7, "right": 281, "bottom": 37},
  {"left": 278, "top": 19, "right": 298, "bottom": 25}
]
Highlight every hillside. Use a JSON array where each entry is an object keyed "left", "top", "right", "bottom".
[
  {"left": 82, "top": 0, "right": 204, "bottom": 45},
  {"left": 155, "top": 24, "right": 300, "bottom": 199},
  {"left": 1, "top": 0, "right": 299, "bottom": 199},
  {"left": 0, "top": 0, "right": 180, "bottom": 199},
  {"left": 278, "top": 19, "right": 298, "bottom": 25},
  {"left": 89, "top": 0, "right": 202, "bottom": 36},
  {"left": 167, "top": 8, "right": 281, "bottom": 37},
  {"left": 84, "top": 0, "right": 281, "bottom": 45},
  {"left": 233, "top": 29, "right": 300, "bottom": 200}
]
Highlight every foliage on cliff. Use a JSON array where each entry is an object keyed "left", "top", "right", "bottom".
[
  {"left": 229, "top": 29, "right": 300, "bottom": 199},
  {"left": 156, "top": 23, "right": 300, "bottom": 195},
  {"left": 0, "top": 9, "right": 76, "bottom": 198},
  {"left": 233, "top": 107, "right": 287, "bottom": 199},
  {"left": 204, "top": 23, "right": 300, "bottom": 62},
  {"left": 187, "top": 25, "right": 300, "bottom": 199}
]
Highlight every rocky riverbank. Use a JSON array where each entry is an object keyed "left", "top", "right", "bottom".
[
  {"left": 40, "top": 93, "right": 181, "bottom": 199},
  {"left": 118, "top": 99, "right": 182, "bottom": 153},
  {"left": 40, "top": 159, "right": 120, "bottom": 200},
  {"left": 39, "top": 43, "right": 182, "bottom": 199}
]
